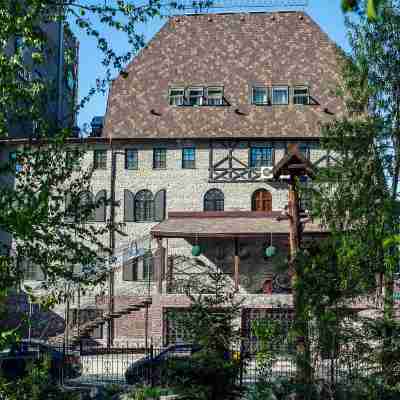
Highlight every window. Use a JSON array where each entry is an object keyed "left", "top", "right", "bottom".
[
  {"left": 206, "top": 87, "right": 223, "bottom": 106},
  {"left": 134, "top": 190, "right": 154, "bottom": 221},
  {"left": 93, "top": 149, "right": 107, "bottom": 169},
  {"left": 187, "top": 87, "right": 203, "bottom": 106},
  {"left": 24, "top": 262, "right": 45, "bottom": 281},
  {"left": 250, "top": 147, "right": 273, "bottom": 167},
  {"left": 14, "top": 36, "right": 24, "bottom": 51},
  {"left": 299, "top": 143, "right": 311, "bottom": 159},
  {"left": 169, "top": 88, "right": 184, "bottom": 106},
  {"left": 125, "top": 149, "right": 138, "bottom": 170},
  {"left": 252, "top": 87, "right": 268, "bottom": 105},
  {"left": 143, "top": 256, "right": 153, "bottom": 281},
  {"left": 272, "top": 86, "right": 289, "bottom": 105},
  {"left": 182, "top": 147, "right": 196, "bottom": 169},
  {"left": 204, "top": 189, "right": 224, "bottom": 211},
  {"left": 252, "top": 189, "right": 272, "bottom": 212},
  {"left": 123, "top": 259, "right": 139, "bottom": 281},
  {"left": 9, "top": 151, "right": 22, "bottom": 172},
  {"left": 153, "top": 148, "right": 166, "bottom": 169},
  {"left": 293, "top": 87, "right": 309, "bottom": 105},
  {"left": 66, "top": 150, "right": 79, "bottom": 171}
]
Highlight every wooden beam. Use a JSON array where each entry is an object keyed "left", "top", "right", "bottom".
[{"left": 234, "top": 237, "right": 240, "bottom": 291}]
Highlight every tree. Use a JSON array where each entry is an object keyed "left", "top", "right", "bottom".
[
  {"left": 295, "top": 1, "right": 400, "bottom": 393},
  {"left": 0, "top": 0, "right": 214, "bottom": 346},
  {"left": 341, "top": 0, "right": 387, "bottom": 21},
  {"left": 166, "top": 268, "right": 244, "bottom": 400}
]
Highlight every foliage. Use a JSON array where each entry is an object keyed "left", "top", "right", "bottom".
[
  {"left": 0, "top": 358, "right": 79, "bottom": 400},
  {"left": 341, "top": 0, "right": 388, "bottom": 21},
  {"left": 167, "top": 267, "right": 243, "bottom": 400}
]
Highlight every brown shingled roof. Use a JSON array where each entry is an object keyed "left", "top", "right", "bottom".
[{"left": 104, "top": 11, "right": 345, "bottom": 140}]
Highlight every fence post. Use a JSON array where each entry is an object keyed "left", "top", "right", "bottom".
[
  {"left": 150, "top": 344, "right": 154, "bottom": 387},
  {"left": 239, "top": 340, "right": 244, "bottom": 387}
]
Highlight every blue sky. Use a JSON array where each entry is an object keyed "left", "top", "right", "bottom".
[{"left": 72, "top": 0, "right": 350, "bottom": 130}]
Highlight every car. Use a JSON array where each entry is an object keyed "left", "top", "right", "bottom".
[
  {"left": 0, "top": 340, "right": 82, "bottom": 381},
  {"left": 125, "top": 343, "right": 201, "bottom": 385}
]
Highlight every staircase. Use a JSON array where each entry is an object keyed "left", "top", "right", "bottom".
[
  {"left": 49, "top": 296, "right": 152, "bottom": 347},
  {"left": 69, "top": 296, "right": 152, "bottom": 346}
]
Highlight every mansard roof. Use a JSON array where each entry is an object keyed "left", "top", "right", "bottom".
[{"left": 104, "top": 11, "right": 345, "bottom": 140}]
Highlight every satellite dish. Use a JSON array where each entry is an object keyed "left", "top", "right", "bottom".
[{"left": 260, "top": 166, "right": 273, "bottom": 180}]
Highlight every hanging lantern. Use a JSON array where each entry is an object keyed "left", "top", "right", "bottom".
[
  {"left": 192, "top": 245, "right": 202, "bottom": 257},
  {"left": 265, "top": 245, "right": 276, "bottom": 258}
]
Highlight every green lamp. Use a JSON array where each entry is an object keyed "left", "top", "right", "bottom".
[
  {"left": 192, "top": 244, "right": 202, "bottom": 257},
  {"left": 265, "top": 245, "right": 277, "bottom": 258}
]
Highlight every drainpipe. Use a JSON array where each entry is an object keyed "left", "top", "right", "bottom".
[
  {"left": 107, "top": 148, "right": 116, "bottom": 348},
  {"left": 56, "top": 5, "right": 64, "bottom": 129}
]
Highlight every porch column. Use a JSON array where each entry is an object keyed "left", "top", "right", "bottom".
[
  {"left": 156, "top": 238, "right": 165, "bottom": 294},
  {"left": 234, "top": 237, "right": 240, "bottom": 291}
]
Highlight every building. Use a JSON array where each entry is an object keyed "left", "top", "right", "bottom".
[
  {"left": 4, "top": 18, "right": 79, "bottom": 138},
  {"left": 1, "top": 11, "right": 347, "bottom": 346}
]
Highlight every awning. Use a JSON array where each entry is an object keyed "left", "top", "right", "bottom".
[{"left": 151, "top": 212, "right": 326, "bottom": 239}]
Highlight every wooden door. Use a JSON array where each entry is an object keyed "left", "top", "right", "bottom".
[{"left": 252, "top": 189, "right": 272, "bottom": 212}]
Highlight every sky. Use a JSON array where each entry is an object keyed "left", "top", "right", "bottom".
[{"left": 71, "top": 0, "right": 350, "bottom": 131}]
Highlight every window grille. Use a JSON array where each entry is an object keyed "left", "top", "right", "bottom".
[
  {"left": 250, "top": 147, "right": 273, "bottom": 167},
  {"left": 204, "top": 189, "right": 224, "bottom": 211},
  {"left": 153, "top": 148, "right": 167, "bottom": 169},
  {"left": 182, "top": 147, "right": 196, "bottom": 169}
]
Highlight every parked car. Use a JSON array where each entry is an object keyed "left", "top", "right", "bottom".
[
  {"left": 0, "top": 340, "right": 82, "bottom": 381},
  {"left": 125, "top": 343, "right": 201, "bottom": 385}
]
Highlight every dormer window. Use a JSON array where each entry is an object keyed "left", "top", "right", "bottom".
[
  {"left": 293, "top": 86, "right": 309, "bottom": 105},
  {"left": 252, "top": 87, "right": 268, "bottom": 105},
  {"left": 206, "top": 87, "right": 223, "bottom": 105},
  {"left": 272, "top": 86, "right": 289, "bottom": 105},
  {"left": 188, "top": 87, "right": 203, "bottom": 106},
  {"left": 169, "top": 88, "right": 185, "bottom": 106}
]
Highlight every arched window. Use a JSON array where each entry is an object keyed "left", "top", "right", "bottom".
[
  {"left": 79, "top": 191, "right": 95, "bottom": 221},
  {"left": 135, "top": 190, "right": 154, "bottom": 221},
  {"left": 94, "top": 190, "right": 107, "bottom": 222},
  {"left": 204, "top": 189, "right": 224, "bottom": 211},
  {"left": 252, "top": 189, "right": 272, "bottom": 212}
]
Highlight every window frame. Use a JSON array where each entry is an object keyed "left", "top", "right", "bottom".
[
  {"left": 206, "top": 86, "right": 224, "bottom": 106},
  {"left": 182, "top": 147, "right": 196, "bottom": 169},
  {"left": 134, "top": 190, "right": 155, "bottom": 222},
  {"left": 272, "top": 86, "right": 289, "bottom": 106},
  {"left": 187, "top": 87, "right": 204, "bottom": 106},
  {"left": 204, "top": 189, "right": 225, "bottom": 212},
  {"left": 293, "top": 86, "right": 310, "bottom": 105},
  {"left": 142, "top": 255, "right": 153, "bottom": 281},
  {"left": 249, "top": 146, "right": 274, "bottom": 168},
  {"left": 299, "top": 142, "right": 311, "bottom": 160},
  {"left": 169, "top": 87, "right": 185, "bottom": 106},
  {"left": 125, "top": 148, "right": 138, "bottom": 170},
  {"left": 251, "top": 86, "right": 269, "bottom": 106},
  {"left": 93, "top": 149, "right": 107, "bottom": 170},
  {"left": 153, "top": 148, "right": 167, "bottom": 169}
]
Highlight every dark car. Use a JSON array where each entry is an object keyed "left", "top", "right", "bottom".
[
  {"left": 0, "top": 340, "right": 82, "bottom": 381},
  {"left": 125, "top": 343, "right": 201, "bottom": 385}
]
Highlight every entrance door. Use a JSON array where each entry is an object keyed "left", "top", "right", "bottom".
[{"left": 252, "top": 189, "right": 272, "bottom": 212}]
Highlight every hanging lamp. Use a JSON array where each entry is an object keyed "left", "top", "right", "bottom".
[
  {"left": 264, "top": 231, "right": 276, "bottom": 258},
  {"left": 192, "top": 234, "right": 202, "bottom": 257}
]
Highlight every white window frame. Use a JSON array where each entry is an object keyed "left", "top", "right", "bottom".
[
  {"left": 272, "top": 86, "right": 289, "bottom": 105},
  {"left": 187, "top": 87, "right": 204, "bottom": 106},
  {"left": 169, "top": 87, "right": 185, "bottom": 106},
  {"left": 293, "top": 86, "right": 309, "bottom": 105},
  {"left": 206, "top": 86, "right": 224, "bottom": 106},
  {"left": 252, "top": 86, "right": 269, "bottom": 105}
]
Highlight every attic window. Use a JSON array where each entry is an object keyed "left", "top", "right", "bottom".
[
  {"left": 272, "top": 86, "right": 289, "bottom": 105},
  {"left": 293, "top": 87, "right": 309, "bottom": 105},
  {"left": 188, "top": 87, "right": 203, "bottom": 106},
  {"left": 169, "top": 88, "right": 184, "bottom": 106},
  {"left": 206, "top": 87, "right": 223, "bottom": 106},
  {"left": 252, "top": 87, "right": 268, "bottom": 105}
]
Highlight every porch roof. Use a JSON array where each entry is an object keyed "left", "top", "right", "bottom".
[{"left": 151, "top": 212, "right": 326, "bottom": 239}]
